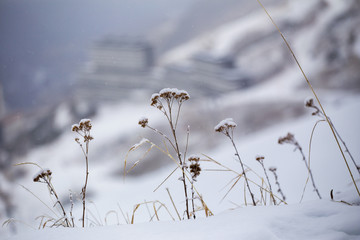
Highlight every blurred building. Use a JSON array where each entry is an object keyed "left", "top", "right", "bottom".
[
  {"left": 75, "top": 36, "right": 156, "bottom": 102},
  {"left": 164, "top": 52, "right": 251, "bottom": 97}
]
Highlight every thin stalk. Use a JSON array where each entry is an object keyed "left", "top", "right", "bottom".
[
  {"left": 43, "top": 178, "right": 70, "bottom": 227},
  {"left": 328, "top": 118, "right": 360, "bottom": 175},
  {"left": 296, "top": 143, "right": 321, "bottom": 199},
  {"left": 169, "top": 120, "right": 190, "bottom": 219},
  {"left": 258, "top": 161, "right": 276, "bottom": 205},
  {"left": 82, "top": 141, "right": 89, "bottom": 228},
  {"left": 269, "top": 169, "right": 286, "bottom": 201},
  {"left": 229, "top": 136, "right": 256, "bottom": 206},
  {"left": 166, "top": 188, "right": 181, "bottom": 221},
  {"left": 191, "top": 180, "right": 196, "bottom": 219}
]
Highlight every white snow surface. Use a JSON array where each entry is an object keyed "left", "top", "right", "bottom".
[{"left": 5, "top": 200, "right": 360, "bottom": 240}]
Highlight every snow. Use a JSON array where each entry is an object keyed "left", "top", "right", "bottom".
[
  {"left": 5, "top": 199, "right": 360, "bottom": 240},
  {"left": 2, "top": 0, "right": 360, "bottom": 239}
]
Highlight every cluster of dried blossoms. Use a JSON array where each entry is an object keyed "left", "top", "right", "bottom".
[
  {"left": 214, "top": 118, "right": 237, "bottom": 137},
  {"left": 278, "top": 132, "right": 299, "bottom": 149},
  {"left": 255, "top": 155, "right": 265, "bottom": 164},
  {"left": 304, "top": 98, "right": 322, "bottom": 116},
  {"left": 72, "top": 119, "right": 94, "bottom": 143},
  {"left": 150, "top": 88, "right": 190, "bottom": 110},
  {"left": 33, "top": 169, "right": 52, "bottom": 183},
  {"left": 188, "top": 155, "right": 201, "bottom": 180},
  {"left": 138, "top": 117, "right": 148, "bottom": 128}
]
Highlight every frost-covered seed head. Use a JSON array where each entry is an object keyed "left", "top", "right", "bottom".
[
  {"left": 79, "top": 119, "right": 92, "bottom": 131},
  {"left": 214, "top": 118, "right": 237, "bottom": 135},
  {"left": 151, "top": 88, "right": 190, "bottom": 108}
]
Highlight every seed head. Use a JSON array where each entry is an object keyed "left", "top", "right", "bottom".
[
  {"left": 188, "top": 155, "right": 201, "bottom": 179},
  {"left": 138, "top": 117, "right": 149, "bottom": 128},
  {"left": 71, "top": 124, "right": 80, "bottom": 132},
  {"left": 269, "top": 167, "right": 277, "bottom": 172},
  {"left": 33, "top": 169, "right": 52, "bottom": 182},
  {"left": 304, "top": 97, "right": 321, "bottom": 116},
  {"left": 255, "top": 155, "right": 265, "bottom": 163},
  {"left": 151, "top": 88, "right": 190, "bottom": 108},
  {"left": 214, "top": 118, "right": 237, "bottom": 135},
  {"left": 304, "top": 97, "right": 314, "bottom": 108},
  {"left": 278, "top": 132, "right": 295, "bottom": 145}
]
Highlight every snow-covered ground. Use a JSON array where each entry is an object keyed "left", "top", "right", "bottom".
[{"left": 6, "top": 199, "right": 360, "bottom": 240}]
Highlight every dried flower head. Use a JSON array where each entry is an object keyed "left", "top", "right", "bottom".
[
  {"left": 33, "top": 169, "right": 52, "bottom": 182},
  {"left": 304, "top": 97, "right": 320, "bottom": 116},
  {"left": 214, "top": 118, "right": 237, "bottom": 136},
  {"left": 71, "top": 124, "right": 80, "bottom": 132},
  {"left": 79, "top": 119, "right": 92, "bottom": 131},
  {"left": 138, "top": 117, "right": 149, "bottom": 128},
  {"left": 72, "top": 119, "right": 94, "bottom": 142},
  {"left": 268, "top": 167, "right": 277, "bottom": 172},
  {"left": 150, "top": 93, "right": 161, "bottom": 108},
  {"left": 278, "top": 132, "right": 295, "bottom": 145},
  {"left": 255, "top": 155, "right": 265, "bottom": 163},
  {"left": 304, "top": 97, "right": 314, "bottom": 108},
  {"left": 151, "top": 88, "right": 190, "bottom": 109},
  {"left": 188, "top": 155, "right": 201, "bottom": 179}
]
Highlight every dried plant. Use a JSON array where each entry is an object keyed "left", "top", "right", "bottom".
[
  {"left": 268, "top": 167, "right": 286, "bottom": 202},
  {"left": 255, "top": 156, "right": 276, "bottom": 205},
  {"left": 32, "top": 168, "right": 72, "bottom": 227},
  {"left": 188, "top": 155, "right": 201, "bottom": 219},
  {"left": 215, "top": 118, "right": 256, "bottom": 206},
  {"left": 72, "top": 118, "right": 94, "bottom": 227},
  {"left": 305, "top": 98, "right": 360, "bottom": 175},
  {"left": 138, "top": 88, "right": 192, "bottom": 219},
  {"left": 278, "top": 132, "right": 321, "bottom": 199}
]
